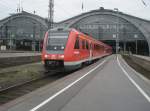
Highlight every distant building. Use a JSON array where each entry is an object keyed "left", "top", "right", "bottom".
[{"left": 0, "top": 11, "right": 48, "bottom": 51}]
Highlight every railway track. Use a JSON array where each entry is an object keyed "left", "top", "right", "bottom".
[
  {"left": 0, "top": 59, "right": 97, "bottom": 106},
  {"left": 0, "top": 71, "right": 69, "bottom": 105}
]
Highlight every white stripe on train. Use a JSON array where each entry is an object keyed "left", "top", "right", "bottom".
[{"left": 64, "top": 54, "right": 108, "bottom": 66}]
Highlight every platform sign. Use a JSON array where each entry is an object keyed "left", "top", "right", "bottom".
[{"left": 1, "top": 45, "right": 6, "bottom": 51}]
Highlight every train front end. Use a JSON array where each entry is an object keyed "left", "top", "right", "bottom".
[{"left": 42, "top": 29, "right": 70, "bottom": 71}]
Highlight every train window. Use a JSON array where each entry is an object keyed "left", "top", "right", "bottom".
[
  {"left": 86, "top": 41, "right": 89, "bottom": 50},
  {"left": 101, "top": 46, "right": 104, "bottom": 50},
  {"left": 94, "top": 44, "right": 96, "bottom": 50},
  {"left": 74, "top": 37, "right": 80, "bottom": 49},
  {"left": 46, "top": 30, "right": 69, "bottom": 51},
  {"left": 95, "top": 45, "right": 97, "bottom": 50},
  {"left": 94, "top": 44, "right": 101, "bottom": 50},
  {"left": 82, "top": 40, "right": 85, "bottom": 49}
]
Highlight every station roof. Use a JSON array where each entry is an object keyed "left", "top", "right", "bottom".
[{"left": 0, "top": 11, "right": 48, "bottom": 28}]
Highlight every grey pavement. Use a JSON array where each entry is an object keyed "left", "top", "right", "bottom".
[{"left": 60, "top": 55, "right": 150, "bottom": 111}]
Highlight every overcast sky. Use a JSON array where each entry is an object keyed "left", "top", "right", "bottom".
[{"left": 0, "top": 0, "right": 150, "bottom": 22}]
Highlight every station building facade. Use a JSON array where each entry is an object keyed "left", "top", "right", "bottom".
[
  {"left": 1, "top": 8, "right": 150, "bottom": 55},
  {"left": 0, "top": 11, "right": 48, "bottom": 51},
  {"left": 55, "top": 8, "right": 150, "bottom": 56}
]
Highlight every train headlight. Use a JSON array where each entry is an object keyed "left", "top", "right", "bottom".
[
  {"left": 59, "top": 55, "right": 64, "bottom": 59},
  {"left": 44, "top": 54, "right": 48, "bottom": 58}
]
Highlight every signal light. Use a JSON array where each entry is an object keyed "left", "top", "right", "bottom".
[{"left": 44, "top": 54, "right": 48, "bottom": 58}]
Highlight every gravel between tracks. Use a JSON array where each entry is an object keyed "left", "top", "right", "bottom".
[
  {"left": 0, "top": 62, "right": 45, "bottom": 91},
  {"left": 0, "top": 74, "right": 66, "bottom": 105},
  {"left": 0, "top": 62, "right": 69, "bottom": 105},
  {"left": 122, "top": 55, "right": 150, "bottom": 80}
]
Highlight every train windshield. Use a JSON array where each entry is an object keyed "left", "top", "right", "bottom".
[{"left": 46, "top": 31, "right": 69, "bottom": 51}]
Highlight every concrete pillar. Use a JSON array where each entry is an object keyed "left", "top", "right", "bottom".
[
  {"left": 32, "top": 41, "right": 36, "bottom": 51},
  {"left": 144, "top": 34, "right": 150, "bottom": 56},
  {"left": 147, "top": 40, "right": 150, "bottom": 56}
]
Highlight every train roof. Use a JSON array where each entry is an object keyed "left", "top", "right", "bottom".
[{"left": 48, "top": 27, "right": 112, "bottom": 49}]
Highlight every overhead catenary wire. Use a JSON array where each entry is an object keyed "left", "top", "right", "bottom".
[
  {"left": 0, "top": 0, "right": 22, "bottom": 15},
  {"left": 55, "top": 3, "right": 74, "bottom": 16},
  {"left": 0, "top": 1, "right": 14, "bottom": 11},
  {"left": 141, "top": 0, "right": 147, "bottom": 6}
]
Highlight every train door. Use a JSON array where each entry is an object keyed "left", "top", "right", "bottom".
[{"left": 89, "top": 43, "right": 92, "bottom": 61}]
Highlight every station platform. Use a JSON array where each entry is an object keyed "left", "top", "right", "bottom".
[
  {"left": 0, "top": 52, "right": 41, "bottom": 58},
  {"left": 0, "top": 52, "right": 41, "bottom": 68},
  {"left": 134, "top": 55, "right": 150, "bottom": 62},
  {"left": 60, "top": 55, "right": 150, "bottom": 111},
  {"left": 0, "top": 55, "right": 150, "bottom": 111}
]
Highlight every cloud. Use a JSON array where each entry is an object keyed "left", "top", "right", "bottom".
[{"left": 0, "top": 0, "right": 150, "bottom": 22}]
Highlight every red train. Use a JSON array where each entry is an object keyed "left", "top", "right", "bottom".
[{"left": 42, "top": 28, "right": 112, "bottom": 71}]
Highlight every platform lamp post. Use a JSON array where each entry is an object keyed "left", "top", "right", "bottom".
[
  {"left": 114, "top": 8, "right": 119, "bottom": 54},
  {"left": 8, "top": 14, "right": 13, "bottom": 51},
  {"left": 134, "top": 34, "right": 138, "bottom": 55},
  {"left": 113, "top": 34, "right": 117, "bottom": 53},
  {"left": 32, "top": 22, "right": 36, "bottom": 52}
]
